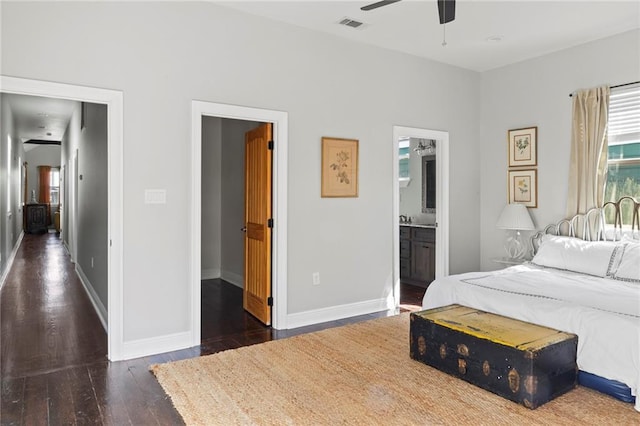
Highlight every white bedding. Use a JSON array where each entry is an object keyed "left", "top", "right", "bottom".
[{"left": 422, "top": 263, "right": 640, "bottom": 412}]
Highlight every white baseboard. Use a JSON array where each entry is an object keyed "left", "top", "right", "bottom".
[
  {"left": 0, "top": 231, "right": 24, "bottom": 290},
  {"left": 122, "top": 331, "right": 193, "bottom": 360},
  {"left": 220, "top": 270, "right": 243, "bottom": 288},
  {"left": 285, "top": 297, "right": 395, "bottom": 330},
  {"left": 201, "top": 268, "right": 220, "bottom": 280},
  {"left": 75, "top": 263, "right": 108, "bottom": 332},
  {"left": 62, "top": 240, "right": 72, "bottom": 258},
  {"left": 118, "top": 297, "right": 392, "bottom": 359}
]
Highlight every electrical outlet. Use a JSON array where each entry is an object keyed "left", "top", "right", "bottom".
[{"left": 312, "top": 272, "right": 320, "bottom": 285}]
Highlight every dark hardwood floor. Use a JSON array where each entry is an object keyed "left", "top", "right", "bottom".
[
  {"left": 1, "top": 233, "right": 107, "bottom": 380},
  {"left": 1, "top": 234, "right": 426, "bottom": 425}
]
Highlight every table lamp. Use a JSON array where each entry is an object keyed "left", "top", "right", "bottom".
[{"left": 496, "top": 203, "right": 536, "bottom": 260}]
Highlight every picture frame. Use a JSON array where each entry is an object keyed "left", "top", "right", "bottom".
[
  {"left": 321, "top": 137, "right": 359, "bottom": 198},
  {"left": 508, "top": 169, "right": 537, "bottom": 208},
  {"left": 508, "top": 126, "right": 537, "bottom": 167}
]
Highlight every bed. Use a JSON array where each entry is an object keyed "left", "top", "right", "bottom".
[{"left": 422, "top": 197, "right": 640, "bottom": 412}]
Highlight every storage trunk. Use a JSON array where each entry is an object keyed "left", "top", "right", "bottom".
[{"left": 410, "top": 304, "right": 578, "bottom": 409}]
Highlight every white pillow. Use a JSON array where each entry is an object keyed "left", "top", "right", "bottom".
[
  {"left": 531, "top": 235, "right": 621, "bottom": 277},
  {"left": 621, "top": 233, "right": 640, "bottom": 243},
  {"left": 611, "top": 242, "right": 640, "bottom": 283}
]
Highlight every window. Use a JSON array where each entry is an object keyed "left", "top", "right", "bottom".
[
  {"left": 604, "top": 84, "right": 640, "bottom": 224},
  {"left": 50, "top": 168, "right": 60, "bottom": 205},
  {"left": 399, "top": 138, "right": 410, "bottom": 178},
  {"left": 399, "top": 138, "right": 410, "bottom": 187}
]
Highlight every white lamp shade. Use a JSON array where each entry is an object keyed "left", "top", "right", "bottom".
[{"left": 496, "top": 203, "right": 535, "bottom": 230}]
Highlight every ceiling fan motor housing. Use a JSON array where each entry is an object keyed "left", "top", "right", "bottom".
[{"left": 438, "top": 0, "right": 456, "bottom": 24}]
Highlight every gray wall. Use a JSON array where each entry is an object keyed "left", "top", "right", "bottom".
[
  {"left": 201, "top": 117, "right": 260, "bottom": 288},
  {"left": 479, "top": 30, "right": 640, "bottom": 270},
  {"left": 76, "top": 103, "right": 109, "bottom": 308},
  {"left": 201, "top": 116, "right": 222, "bottom": 278},
  {"left": 1, "top": 2, "right": 480, "bottom": 341},
  {"left": 0, "top": 93, "right": 25, "bottom": 281},
  {"left": 221, "top": 119, "right": 259, "bottom": 287}
]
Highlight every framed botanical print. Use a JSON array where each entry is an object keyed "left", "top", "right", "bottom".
[
  {"left": 508, "top": 126, "right": 537, "bottom": 167},
  {"left": 321, "top": 137, "right": 359, "bottom": 198},
  {"left": 508, "top": 169, "right": 537, "bottom": 208}
]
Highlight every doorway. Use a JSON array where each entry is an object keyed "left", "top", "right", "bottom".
[
  {"left": 200, "top": 117, "right": 272, "bottom": 338},
  {"left": 0, "top": 75, "right": 124, "bottom": 360},
  {"left": 392, "top": 126, "right": 450, "bottom": 307},
  {"left": 190, "top": 101, "right": 289, "bottom": 347}
]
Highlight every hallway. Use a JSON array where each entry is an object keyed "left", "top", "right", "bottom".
[
  {"left": 0, "top": 234, "right": 426, "bottom": 424},
  {"left": 0, "top": 233, "right": 184, "bottom": 424},
  {"left": 1, "top": 233, "right": 106, "bottom": 379}
]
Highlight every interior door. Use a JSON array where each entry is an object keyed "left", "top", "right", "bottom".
[{"left": 243, "top": 123, "right": 273, "bottom": 325}]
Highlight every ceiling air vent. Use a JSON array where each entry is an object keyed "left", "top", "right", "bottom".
[{"left": 338, "top": 17, "right": 365, "bottom": 29}]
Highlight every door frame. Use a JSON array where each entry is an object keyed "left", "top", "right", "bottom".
[
  {"left": 392, "top": 126, "right": 449, "bottom": 305},
  {"left": 71, "top": 149, "right": 79, "bottom": 263},
  {"left": 190, "top": 101, "right": 288, "bottom": 344},
  {"left": 0, "top": 75, "right": 124, "bottom": 360}
]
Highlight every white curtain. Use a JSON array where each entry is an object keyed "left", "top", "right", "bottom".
[{"left": 566, "top": 85, "right": 610, "bottom": 217}]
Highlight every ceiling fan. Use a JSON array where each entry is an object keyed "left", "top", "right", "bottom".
[{"left": 360, "top": 0, "right": 456, "bottom": 25}]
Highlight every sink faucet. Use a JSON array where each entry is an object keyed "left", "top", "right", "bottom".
[{"left": 400, "top": 215, "right": 408, "bottom": 224}]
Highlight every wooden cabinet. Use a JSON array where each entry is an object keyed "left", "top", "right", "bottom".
[
  {"left": 25, "top": 204, "right": 48, "bottom": 234},
  {"left": 400, "top": 226, "right": 435, "bottom": 287}
]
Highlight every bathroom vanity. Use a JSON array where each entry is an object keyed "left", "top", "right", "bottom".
[{"left": 400, "top": 224, "right": 436, "bottom": 287}]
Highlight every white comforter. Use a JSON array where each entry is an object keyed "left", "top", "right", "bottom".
[{"left": 422, "top": 263, "right": 640, "bottom": 412}]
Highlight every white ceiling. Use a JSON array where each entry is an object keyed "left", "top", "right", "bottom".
[
  {"left": 3, "top": 94, "right": 77, "bottom": 151},
  {"left": 219, "top": 0, "right": 640, "bottom": 72}
]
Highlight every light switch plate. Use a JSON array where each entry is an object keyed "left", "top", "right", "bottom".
[{"left": 145, "top": 189, "right": 167, "bottom": 204}]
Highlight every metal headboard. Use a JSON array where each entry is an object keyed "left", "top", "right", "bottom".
[{"left": 531, "top": 196, "right": 640, "bottom": 255}]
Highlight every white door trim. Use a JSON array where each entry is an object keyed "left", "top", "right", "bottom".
[
  {"left": 191, "top": 101, "right": 288, "bottom": 345},
  {"left": 392, "top": 126, "right": 449, "bottom": 305},
  {"left": 71, "top": 149, "right": 79, "bottom": 263},
  {"left": 1, "top": 75, "right": 125, "bottom": 361}
]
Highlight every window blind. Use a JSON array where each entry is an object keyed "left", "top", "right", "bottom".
[
  {"left": 604, "top": 83, "right": 640, "bottom": 215},
  {"left": 608, "top": 83, "right": 640, "bottom": 145}
]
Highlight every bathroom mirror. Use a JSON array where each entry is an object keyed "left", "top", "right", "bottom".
[
  {"left": 398, "top": 138, "right": 436, "bottom": 223},
  {"left": 422, "top": 155, "right": 436, "bottom": 213}
]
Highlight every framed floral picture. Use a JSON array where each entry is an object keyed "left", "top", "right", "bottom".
[
  {"left": 508, "top": 126, "right": 537, "bottom": 167},
  {"left": 321, "top": 137, "right": 359, "bottom": 198},
  {"left": 508, "top": 169, "right": 537, "bottom": 208}
]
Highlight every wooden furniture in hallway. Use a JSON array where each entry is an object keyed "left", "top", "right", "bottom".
[{"left": 24, "top": 203, "right": 48, "bottom": 234}]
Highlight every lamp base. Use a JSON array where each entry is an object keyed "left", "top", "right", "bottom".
[{"left": 504, "top": 230, "right": 527, "bottom": 260}]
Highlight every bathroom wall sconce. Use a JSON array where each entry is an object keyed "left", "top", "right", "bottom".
[{"left": 414, "top": 139, "right": 435, "bottom": 156}]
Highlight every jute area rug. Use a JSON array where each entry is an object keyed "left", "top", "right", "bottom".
[{"left": 151, "top": 314, "right": 638, "bottom": 425}]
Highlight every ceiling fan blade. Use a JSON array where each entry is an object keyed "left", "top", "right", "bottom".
[
  {"left": 361, "top": 0, "right": 401, "bottom": 12},
  {"left": 437, "top": 0, "right": 456, "bottom": 24}
]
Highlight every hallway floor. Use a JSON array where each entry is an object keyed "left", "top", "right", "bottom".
[{"left": 0, "top": 234, "right": 426, "bottom": 425}]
